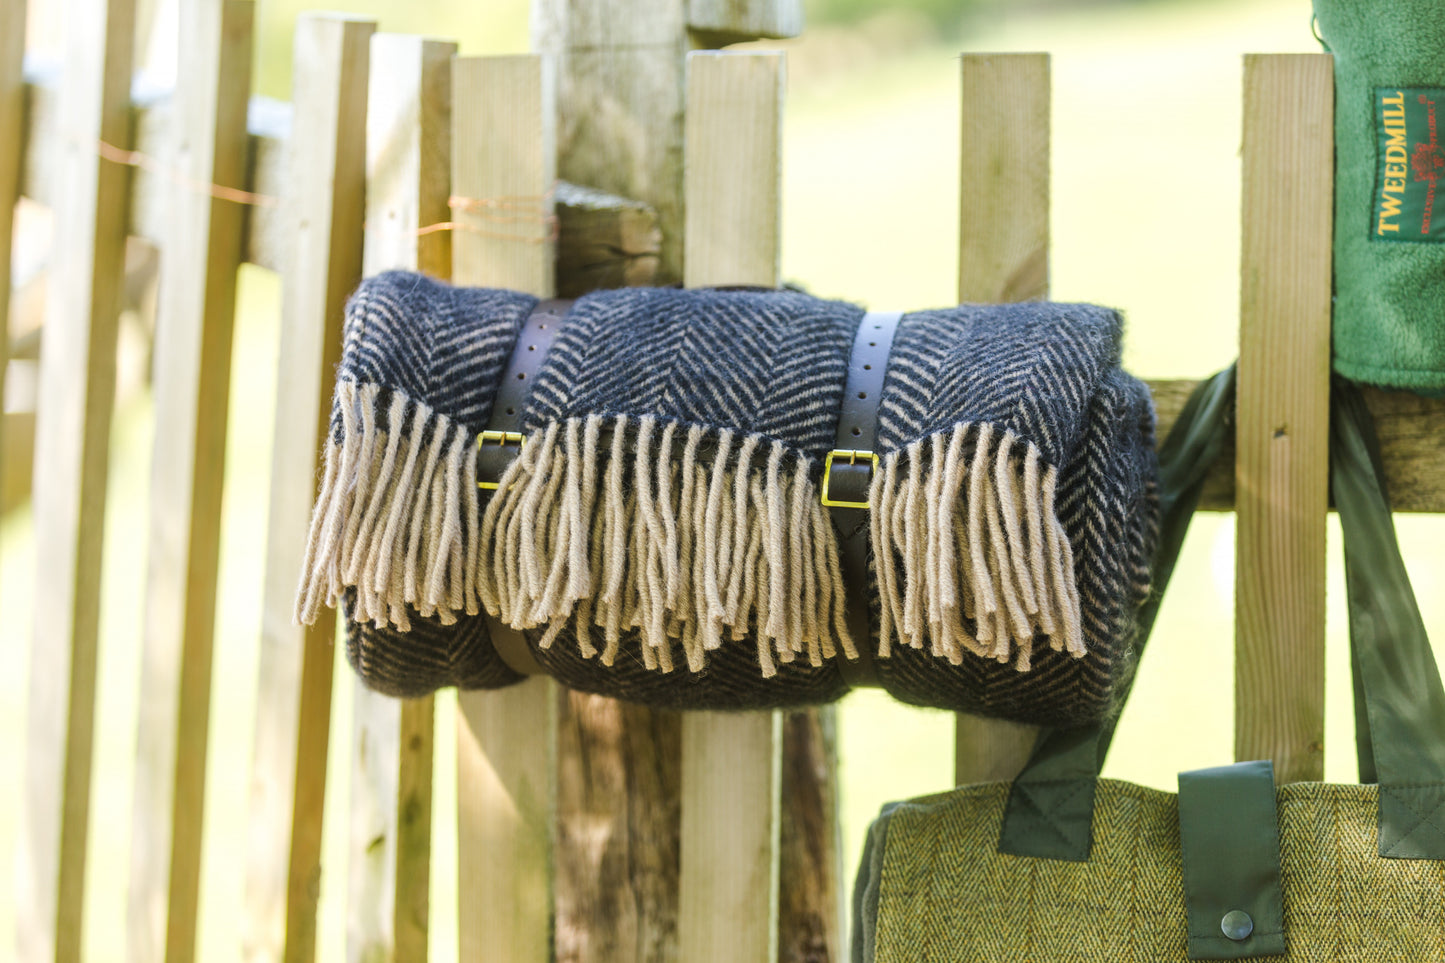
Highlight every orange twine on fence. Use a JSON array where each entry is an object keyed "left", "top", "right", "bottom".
[{"left": 95, "top": 137, "right": 559, "bottom": 244}]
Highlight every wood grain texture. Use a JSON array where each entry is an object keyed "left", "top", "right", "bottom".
[
  {"left": 958, "top": 54, "right": 1049, "bottom": 305},
  {"left": 17, "top": 0, "right": 136, "bottom": 958},
  {"left": 1235, "top": 54, "right": 1333, "bottom": 785},
  {"left": 685, "top": 0, "right": 802, "bottom": 44},
  {"left": 683, "top": 52, "right": 783, "bottom": 290},
  {"left": 954, "top": 53, "right": 1050, "bottom": 788},
  {"left": 536, "top": 6, "right": 691, "bottom": 960},
  {"left": 533, "top": 0, "right": 688, "bottom": 282},
  {"left": 240, "top": 18, "right": 373, "bottom": 963},
  {"left": 451, "top": 56, "right": 556, "bottom": 294},
  {"left": 450, "top": 52, "right": 560, "bottom": 963},
  {"left": 778, "top": 709, "right": 841, "bottom": 963},
  {"left": 680, "top": 712, "right": 782, "bottom": 963},
  {"left": 347, "top": 33, "right": 454, "bottom": 963},
  {"left": 680, "top": 50, "right": 784, "bottom": 963},
  {"left": 554, "top": 694, "right": 681, "bottom": 963},
  {"left": 127, "top": 3, "right": 253, "bottom": 961},
  {"left": 555, "top": 180, "right": 661, "bottom": 297}
]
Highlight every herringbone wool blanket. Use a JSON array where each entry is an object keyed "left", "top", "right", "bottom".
[{"left": 295, "top": 271, "right": 1159, "bottom": 723}]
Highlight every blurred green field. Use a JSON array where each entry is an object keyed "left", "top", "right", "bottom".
[{"left": 8, "top": 0, "right": 1445, "bottom": 959}]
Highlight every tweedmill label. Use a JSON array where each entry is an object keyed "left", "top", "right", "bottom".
[{"left": 1373, "top": 87, "right": 1445, "bottom": 242}]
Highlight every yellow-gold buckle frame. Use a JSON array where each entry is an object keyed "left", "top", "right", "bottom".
[{"left": 820, "top": 449, "right": 878, "bottom": 509}]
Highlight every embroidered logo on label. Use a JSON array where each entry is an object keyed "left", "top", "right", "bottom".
[{"left": 1373, "top": 87, "right": 1445, "bottom": 241}]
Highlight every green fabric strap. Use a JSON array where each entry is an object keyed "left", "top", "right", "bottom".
[
  {"left": 1333, "top": 379, "right": 1445, "bottom": 858},
  {"left": 1000, "top": 373, "right": 1445, "bottom": 863},
  {"left": 1177, "top": 760, "right": 1287, "bottom": 960},
  {"left": 998, "top": 367, "right": 1237, "bottom": 861}
]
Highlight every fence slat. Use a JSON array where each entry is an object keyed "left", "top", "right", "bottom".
[
  {"left": 0, "top": 0, "right": 23, "bottom": 542},
  {"left": 953, "top": 53, "right": 1050, "bottom": 787},
  {"left": 1235, "top": 54, "right": 1333, "bottom": 784},
  {"left": 679, "top": 50, "right": 784, "bottom": 963},
  {"left": 126, "top": 3, "right": 253, "bottom": 960},
  {"left": 242, "top": 18, "right": 374, "bottom": 963},
  {"left": 451, "top": 53, "right": 558, "bottom": 963},
  {"left": 348, "top": 33, "right": 455, "bottom": 963},
  {"left": 17, "top": 0, "right": 137, "bottom": 958}
]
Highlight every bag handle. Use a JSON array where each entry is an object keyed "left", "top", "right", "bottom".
[
  {"left": 998, "top": 367, "right": 1236, "bottom": 860},
  {"left": 1333, "top": 378, "right": 1445, "bottom": 858},
  {"left": 998, "top": 373, "right": 1445, "bottom": 862}
]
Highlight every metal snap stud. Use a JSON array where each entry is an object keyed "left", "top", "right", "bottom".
[{"left": 1221, "top": 910, "right": 1253, "bottom": 941}]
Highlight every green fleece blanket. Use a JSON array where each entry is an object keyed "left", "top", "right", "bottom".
[{"left": 1316, "top": 0, "right": 1445, "bottom": 393}]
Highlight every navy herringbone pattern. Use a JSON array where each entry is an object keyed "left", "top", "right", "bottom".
[
  {"left": 873, "top": 304, "right": 1157, "bottom": 724},
  {"left": 339, "top": 272, "right": 533, "bottom": 694},
  {"left": 325, "top": 274, "right": 1157, "bottom": 720},
  {"left": 527, "top": 286, "right": 859, "bottom": 447}
]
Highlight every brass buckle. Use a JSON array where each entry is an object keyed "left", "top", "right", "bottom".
[
  {"left": 820, "top": 449, "right": 878, "bottom": 509},
  {"left": 476, "top": 430, "right": 525, "bottom": 490}
]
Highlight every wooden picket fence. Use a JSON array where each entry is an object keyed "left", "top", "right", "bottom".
[{"left": 9, "top": 0, "right": 1445, "bottom": 960}]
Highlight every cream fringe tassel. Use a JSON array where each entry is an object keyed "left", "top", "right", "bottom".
[
  {"left": 295, "top": 382, "right": 857, "bottom": 677},
  {"left": 295, "top": 381, "right": 483, "bottom": 632},
  {"left": 869, "top": 422, "right": 1085, "bottom": 672},
  {"left": 295, "top": 382, "right": 1083, "bottom": 677},
  {"left": 482, "top": 412, "right": 858, "bottom": 677}
]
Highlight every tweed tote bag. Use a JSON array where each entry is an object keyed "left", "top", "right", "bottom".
[{"left": 853, "top": 372, "right": 1445, "bottom": 962}]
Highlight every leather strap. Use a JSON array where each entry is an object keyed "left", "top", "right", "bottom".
[
  {"left": 827, "top": 310, "right": 904, "bottom": 688},
  {"left": 477, "top": 299, "right": 906, "bottom": 683},
  {"left": 479, "top": 297, "right": 572, "bottom": 676},
  {"left": 476, "top": 298, "right": 573, "bottom": 488}
]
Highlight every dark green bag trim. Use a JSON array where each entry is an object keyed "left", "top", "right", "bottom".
[
  {"left": 1333, "top": 379, "right": 1445, "bottom": 857},
  {"left": 998, "top": 366, "right": 1237, "bottom": 860},
  {"left": 1178, "top": 760, "right": 1287, "bottom": 960},
  {"left": 999, "top": 374, "right": 1445, "bottom": 863}
]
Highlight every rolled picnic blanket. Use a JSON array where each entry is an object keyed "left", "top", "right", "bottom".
[{"left": 296, "top": 271, "right": 1159, "bottom": 725}]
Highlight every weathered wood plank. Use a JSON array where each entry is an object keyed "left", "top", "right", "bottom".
[
  {"left": 533, "top": 0, "right": 689, "bottom": 283},
  {"left": 686, "top": 0, "right": 802, "bottom": 44},
  {"left": 680, "top": 50, "right": 785, "bottom": 963},
  {"left": 554, "top": 694, "right": 680, "bottom": 963},
  {"left": 347, "top": 32, "right": 454, "bottom": 963},
  {"left": 953, "top": 53, "right": 1050, "bottom": 789},
  {"left": 128, "top": 3, "right": 253, "bottom": 961},
  {"left": 22, "top": 82, "right": 665, "bottom": 299},
  {"left": 0, "top": 0, "right": 25, "bottom": 575},
  {"left": 555, "top": 180, "right": 660, "bottom": 297},
  {"left": 20, "top": 69, "right": 291, "bottom": 272},
  {"left": 957, "top": 53, "right": 1049, "bottom": 306},
  {"left": 778, "top": 709, "right": 841, "bottom": 963},
  {"left": 1235, "top": 53, "right": 1333, "bottom": 785},
  {"left": 683, "top": 53, "right": 782, "bottom": 290},
  {"left": 450, "top": 53, "right": 559, "bottom": 963},
  {"left": 241, "top": 15, "right": 374, "bottom": 963},
  {"left": 17, "top": 0, "right": 137, "bottom": 958}
]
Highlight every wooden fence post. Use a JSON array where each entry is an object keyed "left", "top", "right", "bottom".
[
  {"left": 127, "top": 2, "right": 253, "bottom": 960},
  {"left": 953, "top": 53, "right": 1051, "bottom": 787},
  {"left": 17, "top": 0, "right": 136, "bottom": 957},
  {"left": 679, "top": 50, "right": 785, "bottom": 963},
  {"left": 1235, "top": 54, "right": 1333, "bottom": 784},
  {"left": 450, "top": 53, "right": 559, "bottom": 963},
  {"left": 0, "top": 0, "right": 23, "bottom": 544},
  {"left": 348, "top": 32, "right": 455, "bottom": 963},
  {"left": 243, "top": 16, "right": 375, "bottom": 963}
]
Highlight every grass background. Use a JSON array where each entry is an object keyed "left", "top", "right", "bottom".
[{"left": 7, "top": 0, "right": 1445, "bottom": 958}]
